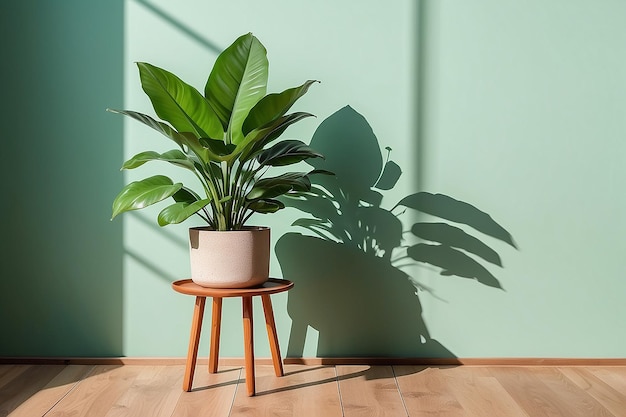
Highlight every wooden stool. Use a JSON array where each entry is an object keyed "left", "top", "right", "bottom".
[{"left": 171, "top": 278, "right": 294, "bottom": 396}]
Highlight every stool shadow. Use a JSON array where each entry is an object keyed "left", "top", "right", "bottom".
[
  {"left": 188, "top": 367, "right": 242, "bottom": 392},
  {"left": 253, "top": 365, "right": 432, "bottom": 396},
  {"left": 188, "top": 365, "right": 435, "bottom": 395}
]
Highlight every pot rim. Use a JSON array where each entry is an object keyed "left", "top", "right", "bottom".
[{"left": 189, "top": 225, "right": 270, "bottom": 232}]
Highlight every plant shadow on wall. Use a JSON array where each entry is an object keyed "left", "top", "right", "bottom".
[{"left": 276, "top": 106, "right": 517, "bottom": 358}]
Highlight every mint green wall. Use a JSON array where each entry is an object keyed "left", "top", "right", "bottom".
[
  {"left": 122, "top": 0, "right": 626, "bottom": 359},
  {"left": 0, "top": 1, "right": 124, "bottom": 355},
  {"left": 2, "top": 1, "right": 625, "bottom": 359},
  {"left": 419, "top": 1, "right": 626, "bottom": 357},
  {"left": 120, "top": 0, "right": 420, "bottom": 358}
]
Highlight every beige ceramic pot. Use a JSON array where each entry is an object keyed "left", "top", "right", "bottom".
[{"left": 188, "top": 226, "right": 270, "bottom": 288}]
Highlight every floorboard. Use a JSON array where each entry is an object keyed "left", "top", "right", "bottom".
[
  {"left": 45, "top": 365, "right": 143, "bottom": 417},
  {"left": 560, "top": 367, "right": 626, "bottom": 417},
  {"left": 394, "top": 366, "right": 465, "bottom": 417},
  {"left": 0, "top": 364, "right": 625, "bottom": 416},
  {"left": 102, "top": 365, "right": 184, "bottom": 417},
  {"left": 9, "top": 365, "right": 93, "bottom": 417},
  {"left": 337, "top": 365, "right": 407, "bottom": 417},
  {"left": 0, "top": 365, "right": 67, "bottom": 416},
  {"left": 230, "top": 365, "right": 342, "bottom": 417},
  {"left": 171, "top": 366, "right": 241, "bottom": 417},
  {"left": 439, "top": 366, "right": 527, "bottom": 417}
]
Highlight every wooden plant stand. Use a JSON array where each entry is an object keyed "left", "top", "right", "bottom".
[{"left": 171, "top": 278, "right": 294, "bottom": 396}]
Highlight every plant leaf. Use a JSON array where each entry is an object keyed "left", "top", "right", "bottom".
[
  {"left": 198, "top": 138, "right": 237, "bottom": 156},
  {"left": 309, "top": 169, "right": 335, "bottom": 176},
  {"left": 238, "top": 112, "right": 315, "bottom": 160},
  {"left": 111, "top": 175, "right": 182, "bottom": 219},
  {"left": 157, "top": 198, "right": 212, "bottom": 226},
  {"left": 204, "top": 33, "right": 268, "bottom": 144},
  {"left": 247, "top": 184, "right": 293, "bottom": 201},
  {"left": 243, "top": 80, "right": 319, "bottom": 135},
  {"left": 246, "top": 172, "right": 311, "bottom": 201},
  {"left": 248, "top": 199, "right": 285, "bottom": 214},
  {"left": 172, "top": 187, "right": 202, "bottom": 203},
  {"left": 106, "top": 109, "right": 222, "bottom": 163},
  {"left": 137, "top": 62, "right": 222, "bottom": 140},
  {"left": 256, "top": 140, "right": 323, "bottom": 167},
  {"left": 106, "top": 109, "right": 187, "bottom": 148},
  {"left": 121, "top": 149, "right": 195, "bottom": 171}
]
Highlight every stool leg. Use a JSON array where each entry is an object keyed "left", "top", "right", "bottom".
[
  {"left": 209, "top": 297, "right": 222, "bottom": 373},
  {"left": 242, "top": 296, "right": 255, "bottom": 396},
  {"left": 183, "top": 296, "right": 206, "bottom": 392},
  {"left": 261, "top": 294, "right": 284, "bottom": 377}
]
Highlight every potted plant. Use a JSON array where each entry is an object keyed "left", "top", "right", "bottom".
[{"left": 109, "top": 33, "right": 326, "bottom": 288}]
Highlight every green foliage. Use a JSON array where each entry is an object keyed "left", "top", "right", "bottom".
[{"left": 109, "top": 33, "right": 325, "bottom": 230}]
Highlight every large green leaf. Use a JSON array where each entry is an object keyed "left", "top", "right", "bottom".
[
  {"left": 246, "top": 184, "right": 293, "bottom": 201},
  {"left": 204, "top": 33, "right": 268, "bottom": 144},
  {"left": 121, "top": 149, "right": 195, "bottom": 171},
  {"left": 138, "top": 62, "right": 222, "bottom": 140},
  {"left": 198, "top": 138, "right": 237, "bottom": 157},
  {"left": 172, "top": 187, "right": 202, "bottom": 203},
  {"left": 246, "top": 172, "right": 312, "bottom": 201},
  {"left": 157, "top": 198, "right": 212, "bottom": 226},
  {"left": 106, "top": 109, "right": 187, "bottom": 148},
  {"left": 256, "top": 140, "right": 323, "bottom": 167},
  {"left": 106, "top": 109, "right": 219, "bottom": 163},
  {"left": 242, "top": 80, "right": 319, "bottom": 135},
  {"left": 248, "top": 199, "right": 285, "bottom": 214},
  {"left": 237, "top": 112, "right": 315, "bottom": 160},
  {"left": 111, "top": 175, "right": 182, "bottom": 219},
  {"left": 107, "top": 109, "right": 228, "bottom": 163}
]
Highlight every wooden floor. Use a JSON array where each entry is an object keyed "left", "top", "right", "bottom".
[{"left": 1, "top": 364, "right": 626, "bottom": 416}]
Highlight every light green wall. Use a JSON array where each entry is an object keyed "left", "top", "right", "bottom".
[
  {"left": 121, "top": 0, "right": 419, "bottom": 358},
  {"left": 2, "top": 0, "right": 625, "bottom": 359},
  {"left": 419, "top": 1, "right": 626, "bottom": 357}
]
